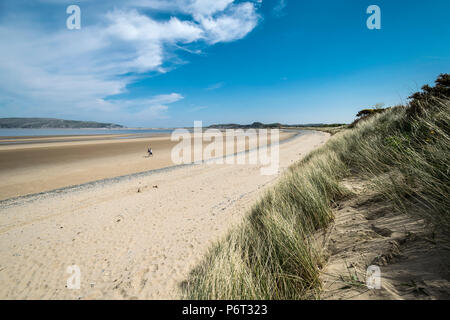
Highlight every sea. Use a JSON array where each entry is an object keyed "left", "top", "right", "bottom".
[{"left": 0, "top": 128, "right": 175, "bottom": 138}]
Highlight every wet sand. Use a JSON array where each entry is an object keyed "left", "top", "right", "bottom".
[{"left": 0, "top": 131, "right": 293, "bottom": 200}]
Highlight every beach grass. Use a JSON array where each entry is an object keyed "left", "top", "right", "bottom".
[{"left": 183, "top": 76, "right": 449, "bottom": 299}]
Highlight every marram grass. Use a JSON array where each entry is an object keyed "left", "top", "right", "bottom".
[{"left": 183, "top": 97, "right": 449, "bottom": 300}]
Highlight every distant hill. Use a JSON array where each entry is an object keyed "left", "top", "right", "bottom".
[
  {"left": 208, "top": 122, "right": 346, "bottom": 129},
  {"left": 0, "top": 118, "right": 124, "bottom": 129},
  {"left": 208, "top": 122, "right": 282, "bottom": 129}
]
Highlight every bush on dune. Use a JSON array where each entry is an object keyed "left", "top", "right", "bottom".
[{"left": 408, "top": 73, "right": 450, "bottom": 117}]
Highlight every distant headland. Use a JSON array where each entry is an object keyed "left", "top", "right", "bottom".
[{"left": 0, "top": 117, "right": 124, "bottom": 129}]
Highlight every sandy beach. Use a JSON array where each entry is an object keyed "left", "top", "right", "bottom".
[
  {"left": 0, "top": 130, "right": 329, "bottom": 299},
  {"left": 0, "top": 131, "right": 294, "bottom": 200}
]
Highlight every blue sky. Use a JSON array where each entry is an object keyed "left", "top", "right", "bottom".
[{"left": 0, "top": 0, "right": 449, "bottom": 127}]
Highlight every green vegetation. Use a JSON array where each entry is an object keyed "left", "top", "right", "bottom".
[
  {"left": 349, "top": 106, "right": 388, "bottom": 128},
  {"left": 208, "top": 122, "right": 346, "bottom": 129},
  {"left": 209, "top": 122, "right": 283, "bottom": 129},
  {"left": 183, "top": 74, "right": 449, "bottom": 299},
  {"left": 0, "top": 117, "right": 124, "bottom": 129},
  {"left": 296, "top": 125, "right": 347, "bottom": 135}
]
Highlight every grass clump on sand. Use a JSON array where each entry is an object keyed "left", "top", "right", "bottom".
[{"left": 183, "top": 74, "right": 449, "bottom": 299}]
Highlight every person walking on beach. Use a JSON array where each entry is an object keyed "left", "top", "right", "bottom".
[{"left": 147, "top": 146, "right": 153, "bottom": 157}]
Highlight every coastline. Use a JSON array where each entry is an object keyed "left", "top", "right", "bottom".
[{"left": 0, "top": 130, "right": 300, "bottom": 201}]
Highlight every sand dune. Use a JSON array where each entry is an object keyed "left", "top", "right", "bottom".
[{"left": 0, "top": 131, "right": 329, "bottom": 299}]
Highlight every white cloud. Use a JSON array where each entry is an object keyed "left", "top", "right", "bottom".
[
  {"left": 105, "top": 10, "right": 204, "bottom": 43},
  {"left": 196, "top": 3, "right": 260, "bottom": 44},
  {"left": 94, "top": 93, "right": 184, "bottom": 122},
  {"left": 188, "top": 0, "right": 235, "bottom": 17},
  {"left": 103, "top": 9, "right": 205, "bottom": 72},
  {"left": 273, "top": 0, "right": 287, "bottom": 17},
  {"left": 0, "top": 1, "right": 261, "bottom": 126}
]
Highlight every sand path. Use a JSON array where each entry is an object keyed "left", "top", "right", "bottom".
[{"left": 0, "top": 131, "right": 329, "bottom": 299}]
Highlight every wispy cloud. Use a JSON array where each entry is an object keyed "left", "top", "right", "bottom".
[
  {"left": 188, "top": 105, "right": 208, "bottom": 112},
  {"left": 206, "top": 82, "right": 224, "bottom": 91},
  {"left": 96, "top": 93, "right": 184, "bottom": 125},
  {"left": 0, "top": 0, "right": 262, "bottom": 126},
  {"left": 273, "top": 0, "right": 287, "bottom": 17}
]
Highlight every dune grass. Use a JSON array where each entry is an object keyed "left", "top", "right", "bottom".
[
  {"left": 183, "top": 91, "right": 449, "bottom": 299},
  {"left": 334, "top": 97, "right": 449, "bottom": 230}
]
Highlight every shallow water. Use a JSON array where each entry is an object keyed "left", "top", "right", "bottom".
[{"left": 0, "top": 128, "right": 174, "bottom": 137}]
